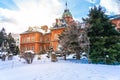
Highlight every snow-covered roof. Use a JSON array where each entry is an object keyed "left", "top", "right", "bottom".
[
  {"left": 82, "top": 52, "right": 86, "bottom": 55},
  {"left": 25, "top": 50, "right": 34, "bottom": 54},
  {"left": 108, "top": 14, "right": 120, "bottom": 20},
  {"left": 21, "top": 26, "right": 51, "bottom": 34}
]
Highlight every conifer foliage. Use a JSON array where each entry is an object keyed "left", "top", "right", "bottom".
[
  {"left": 0, "top": 28, "right": 19, "bottom": 55},
  {"left": 0, "top": 28, "right": 6, "bottom": 47},
  {"left": 83, "top": 6, "right": 120, "bottom": 64}
]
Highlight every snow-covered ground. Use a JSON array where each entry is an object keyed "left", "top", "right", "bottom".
[{"left": 0, "top": 54, "right": 120, "bottom": 80}]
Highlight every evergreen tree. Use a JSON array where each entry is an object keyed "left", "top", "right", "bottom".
[
  {"left": 14, "top": 46, "right": 20, "bottom": 55},
  {"left": 7, "top": 33, "right": 16, "bottom": 54},
  {"left": 0, "top": 28, "right": 7, "bottom": 47},
  {"left": 0, "top": 28, "right": 17, "bottom": 54},
  {"left": 83, "top": 6, "right": 120, "bottom": 64},
  {"left": 0, "top": 31, "right": 4, "bottom": 47}
]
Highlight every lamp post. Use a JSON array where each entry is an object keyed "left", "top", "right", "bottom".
[{"left": 105, "top": 55, "right": 109, "bottom": 64}]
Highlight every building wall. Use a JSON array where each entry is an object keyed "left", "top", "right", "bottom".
[
  {"left": 20, "top": 32, "right": 43, "bottom": 54},
  {"left": 111, "top": 18, "right": 120, "bottom": 31},
  {"left": 51, "top": 28, "right": 65, "bottom": 51},
  {"left": 20, "top": 27, "right": 65, "bottom": 54},
  {"left": 43, "top": 33, "right": 51, "bottom": 51}
]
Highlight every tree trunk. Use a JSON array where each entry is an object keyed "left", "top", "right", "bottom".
[
  {"left": 76, "top": 52, "right": 80, "bottom": 60},
  {"left": 63, "top": 54, "right": 66, "bottom": 60},
  {"left": 51, "top": 52, "right": 57, "bottom": 62},
  {"left": 87, "top": 46, "right": 90, "bottom": 63}
]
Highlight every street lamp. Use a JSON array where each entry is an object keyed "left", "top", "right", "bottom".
[{"left": 105, "top": 55, "right": 109, "bottom": 64}]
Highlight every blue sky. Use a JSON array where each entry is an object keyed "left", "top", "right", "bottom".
[{"left": 0, "top": 0, "right": 120, "bottom": 33}]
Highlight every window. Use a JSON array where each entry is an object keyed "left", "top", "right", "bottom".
[
  {"left": 31, "top": 36, "right": 35, "bottom": 42},
  {"left": 27, "top": 46, "right": 30, "bottom": 50},
  {"left": 40, "top": 46, "right": 42, "bottom": 51},
  {"left": 25, "top": 47, "right": 27, "bottom": 51},
  {"left": 45, "top": 37, "right": 49, "bottom": 42},
  {"left": 54, "top": 34, "right": 59, "bottom": 40},
  {"left": 40, "top": 37, "right": 42, "bottom": 42},
  {"left": 27, "top": 37, "right": 30, "bottom": 42},
  {"left": 31, "top": 46, "right": 34, "bottom": 51},
  {"left": 22, "top": 38, "right": 27, "bottom": 43},
  {"left": 22, "top": 38, "right": 25, "bottom": 43}
]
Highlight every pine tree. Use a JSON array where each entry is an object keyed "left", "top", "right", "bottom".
[
  {"left": 0, "top": 31, "right": 4, "bottom": 47},
  {"left": 7, "top": 33, "right": 16, "bottom": 54},
  {"left": 0, "top": 28, "right": 7, "bottom": 47},
  {"left": 0, "top": 28, "right": 17, "bottom": 54},
  {"left": 14, "top": 46, "right": 20, "bottom": 55},
  {"left": 83, "top": 6, "right": 120, "bottom": 64}
]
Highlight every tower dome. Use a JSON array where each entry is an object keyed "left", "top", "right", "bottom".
[
  {"left": 62, "top": 9, "right": 72, "bottom": 18},
  {"left": 62, "top": 2, "right": 73, "bottom": 24}
]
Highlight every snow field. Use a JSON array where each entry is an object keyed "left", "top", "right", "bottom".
[{"left": 0, "top": 55, "right": 120, "bottom": 80}]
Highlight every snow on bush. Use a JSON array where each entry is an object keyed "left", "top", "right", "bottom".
[{"left": 21, "top": 51, "right": 35, "bottom": 64}]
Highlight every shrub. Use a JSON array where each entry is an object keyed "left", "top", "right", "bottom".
[
  {"left": 7, "top": 54, "right": 13, "bottom": 60},
  {"left": 22, "top": 51, "right": 35, "bottom": 64},
  {"left": 1, "top": 54, "right": 6, "bottom": 61}
]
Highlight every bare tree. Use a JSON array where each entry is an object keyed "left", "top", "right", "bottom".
[
  {"left": 78, "top": 23, "right": 90, "bottom": 62},
  {"left": 59, "top": 21, "right": 90, "bottom": 60}
]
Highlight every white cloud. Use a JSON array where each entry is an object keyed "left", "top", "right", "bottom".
[
  {"left": 0, "top": 0, "right": 63, "bottom": 33},
  {"left": 87, "top": 0, "right": 120, "bottom": 15},
  {"left": 100, "top": 0, "right": 120, "bottom": 15},
  {"left": 86, "top": 0, "right": 100, "bottom": 4}
]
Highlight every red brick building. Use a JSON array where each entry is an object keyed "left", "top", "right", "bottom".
[
  {"left": 110, "top": 15, "right": 120, "bottom": 31},
  {"left": 20, "top": 5, "right": 74, "bottom": 54}
]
